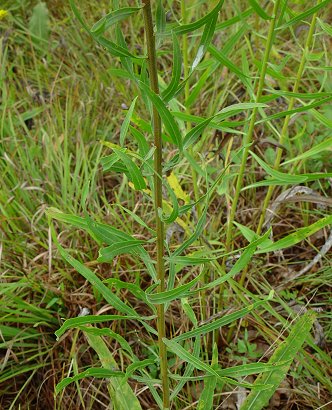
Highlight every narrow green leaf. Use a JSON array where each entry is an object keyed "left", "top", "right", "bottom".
[
  {"left": 161, "top": 33, "right": 182, "bottom": 102},
  {"left": 281, "top": 137, "right": 332, "bottom": 165},
  {"left": 215, "top": 7, "right": 253, "bottom": 30},
  {"left": 112, "top": 147, "right": 146, "bottom": 190},
  {"left": 168, "top": 256, "right": 215, "bottom": 266},
  {"left": 55, "top": 241, "right": 138, "bottom": 317},
  {"left": 234, "top": 221, "right": 273, "bottom": 248},
  {"left": 256, "top": 96, "right": 332, "bottom": 124},
  {"left": 98, "top": 240, "right": 146, "bottom": 263},
  {"left": 198, "top": 344, "right": 218, "bottom": 410},
  {"left": 125, "top": 359, "right": 156, "bottom": 381},
  {"left": 138, "top": 81, "right": 182, "bottom": 149},
  {"left": 174, "top": 0, "right": 224, "bottom": 35},
  {"left": 85, "top": 332, "right": 143, "bottom": 410},
  {"left": 242, "top": 172, "right": 332, "bottom": 190},
  {"left": 97, "top": 36, "right": 142, "bottom": 59},
  {"left": 70, "top": 0, "right": 143, "bottom": 60},
  {"left": 105, "top": 278, "right": 156, "bottom": 312},
  {"left": 216, "top": 361, "right": 291, "bottom": 378},
  {"left": 129, "top": 126, "right": 150, "bottom": 157},
  {"left": 181, "top": 298, "right": 198, "bottom": 327},
  {"left": 266, "top": 89, "right": 332, "bottom": 100},
  {"left": 317, "top": 18, "right": 332, "bottom": 36},
  {"left": 173, "top": 293, "right": 273, "bottom": 342},
  {"left": 190, "top": 231, "right": 272, "bottom": 293},
  {"left": 184, "top": 117, "right": 214, "bottom": 149},
  {"left": 241, "top": 311, "right": 316, "bottom": 409},
  {"left": 170, "top": 337, "right": 201, "bottom": 400},
  {"left": 55, "top": 315, "right": 152, "bottom": 340},
  {"left": 163, "top": 338, "right": 269, "bottom": 390},
  {"left": 91, "top": 7, "right": 142, "bottom": 36},
  {"left": 146, "top": 271, "right": 204, "bottom": 304},
  {"left": 257, "top": 215, "right": 332, "bottom": 254},
  {"left": 120, "top": 97, "right": 138, "bottom": 146},
  {"left": 208, "top": 45, "right": 250, "bottom": 79},
  {"left": 279, "top": 0, "right": 330, "bottom": 30},
  {"left": 55, "top": 368, "right": 124, "bottom": 395},
  {"left": 248, "top": 0, "right": 272, "bottom": 20},
  {"left": 172, "top": 206, "right": 207, "bottom": 257},
  {"left": 250, "top": 151, "right": 308, "bottom": 183},
  {"left": 81, "top": 326, "right": 134, "bottom": 357},
  {"left": 86, "top": 216, "right": 157, "bottom": 281},
  {"left": 101, "top": 153, "right": 121, "bottom": 172},
  {"left": 191, "top": 1, "right": 224, "bottom": 71}
]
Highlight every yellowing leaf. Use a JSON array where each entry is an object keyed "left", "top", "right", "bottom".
[{"left": 167, "top": 172, "right": 190, "bottom": 203}]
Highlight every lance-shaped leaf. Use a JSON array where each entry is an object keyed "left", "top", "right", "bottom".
[
  {"left": 161, "top": 33, "right": 182, "bottom": 102},
  {"left": 55, "top": 241, "right": 138, "bottom": 317},
  {"left": 85, "top": 332, "right": 143, "bottom": 410},
  {"left": 279, "top": 0, "right": 330, "bottom": 30},
  {"left": 241, "top": 311, "right": 316, "bottom": 409},
  {"left": 120, "top": 96, "right": 138, "bottom": 146},
  {"left": 208, "top": 45, "right": 250, "bottom": 80},
  {"left": 146, "top": 271, "right": 204, "bottom": 304},
  {"left": 256, "top": 96, "right": 332, "bottom": 124},
  {"left": 173, "top": 292, "right": 273, "bottom": 342},
  {"left": 198, "top": 344, "right": 218, "bottom": 410},
  {"left": 184, "top": 117, "right": 214, "bottom": 149},
  {"left": 98, "top": 240, "right": 146, "bottom": 263},
  {"left": 163, "top": 338, "right": 271, "bottom": 390},
  {"left": 242, "top": 172, "right": 332, "bottom": 190},
  {"left": 55, "top": 315, "right": 137, "bottom": 339},
  {"left": 257, "top": 215, "right": 332, "bottom": 254},
  {"left": 70, "top": 0, "right": 143, "bottom": 59},
  {"left": 191, "top": 1, "right": 224, "bottom": 71},
  {"left": 138, "top": 81, "right": 182, "bottom": 149},
  {"left": 112, "top": 147, "right": 146, "bottom": 190},
  {"left": 250, "top": 151, "right": 308, "bottom": 184},
  {"left": 281, "top": 137, "right": 332, "bottom": 165},
  {"left": 55, "top": 368, "right": 125, "bottom": 395},
  {"left": 174, "top": 0, "right": 224, "bottom": 35},
  {"left": 91, "top": 7, "right": 142, "bottom": 36},
  {"left": 249, "top": 0, "right": 272, "bottom": 20},
  {"left": 86, "top": 216, "right": 157, "bottom": 281}
]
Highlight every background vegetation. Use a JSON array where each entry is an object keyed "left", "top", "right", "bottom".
[{"left": 0, "top": 0, "right": 331, "bottom": 409}]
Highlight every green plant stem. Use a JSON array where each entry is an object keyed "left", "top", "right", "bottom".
[
  {"left": 142, "top": 1, "right": 170, "bottom": 408},
  {"left": 224, "top": 0, "right": 281, "bottom": 256},
  {"left": 255, "top": 6, "right": 320, "bottom": 237}
]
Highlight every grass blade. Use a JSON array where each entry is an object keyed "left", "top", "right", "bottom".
[
  {"left": 85, "top": 332, "right": 143, "bottom": 410},
  {"left": 241, "top": 311, "right": 316, "bottom": 409}
]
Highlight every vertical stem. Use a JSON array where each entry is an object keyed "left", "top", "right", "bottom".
[
  {"left": 142, "top": 1, "right": 170, "bottom": 408},
  {"left": 256, "top": 5, "right": 320, "bottom": 236},
  {"left": 224, "top": 0, "right": 281, "bottom": 256}
]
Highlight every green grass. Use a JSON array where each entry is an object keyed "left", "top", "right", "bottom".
[{"left": 1, "top": 0, "right": 332, "bottom": 409}]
